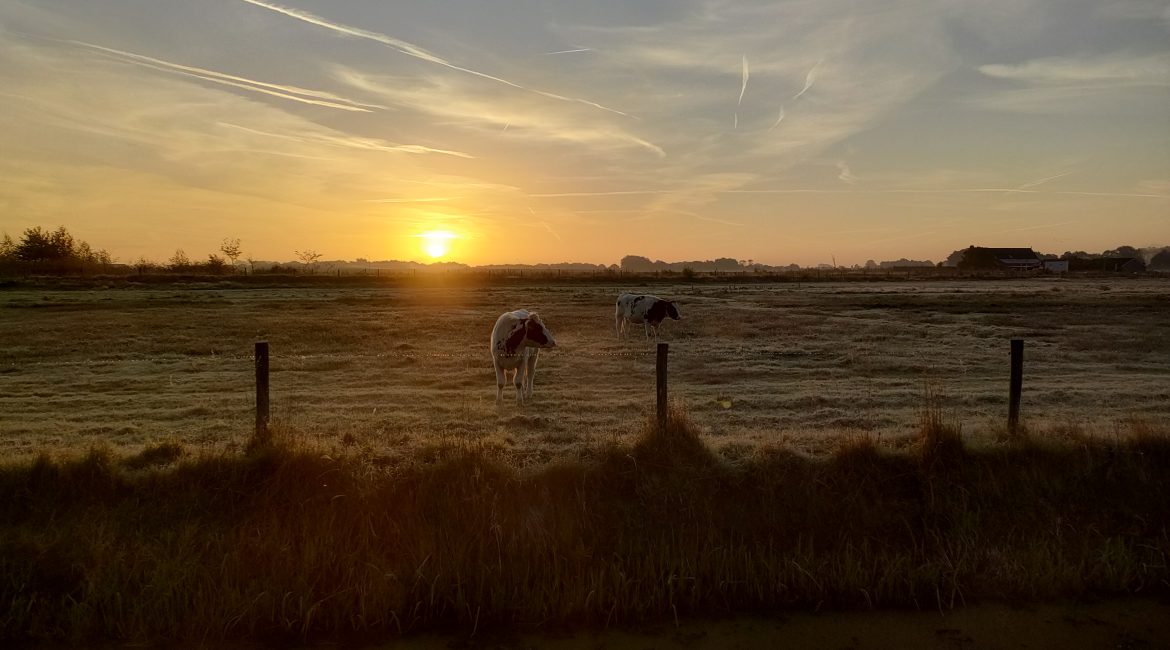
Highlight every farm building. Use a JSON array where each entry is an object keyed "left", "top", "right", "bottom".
[
  {"left": 1067, "top": 257, "right": 1147, "bottom": 273},
  {"left": 957, "top": 247, "right": 1043, "bottom": 271},
  {"left": 988, "top": 248, "right": 1043, "bottom": 270},
  {"left": 1043, "top": 260, "right": 1069, "bottom": 273}
]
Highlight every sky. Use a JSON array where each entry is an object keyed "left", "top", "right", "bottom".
[{"left": 1, "top": 0, "right": 1167, "bottom": 267}]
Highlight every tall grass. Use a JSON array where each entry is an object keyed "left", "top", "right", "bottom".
[{"left": 2, "top": 409, "right": 1168, "bottom": 644}]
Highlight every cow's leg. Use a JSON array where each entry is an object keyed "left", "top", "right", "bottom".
[
  {"left": 494, "top": 362, "right": 506, "bottom": 403},
  {"left": 645, "top": 321, "right": 652, "bottom": 338},
  {"left": 615, "top": 311, "right": 623, "bottom": 338},
  {"left": 523, "top": 352, "right": 539, "bottom": 399},
  {"left": 513, "top": 362, "right": 525, "bottom": 403}
]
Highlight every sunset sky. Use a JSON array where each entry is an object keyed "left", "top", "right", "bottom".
[{"left": 1, "top": 0, "right": 1167, "bottom": 266}]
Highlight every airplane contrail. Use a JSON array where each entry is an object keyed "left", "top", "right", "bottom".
[
  {"left": 768, "top": 106, "right": 786, "bottom": 131},
  {"left": 240, "top": 0, "right": 630, "bottom": 117},
  {"left": 793, "top": 60, "right": 821, "bottom": 100},
  {"left": 735, "top": 55, "right": 749, "bottom": 129},
  {"left": 738, "top": 55, "right": 749, "bottom": 106},
  {"left": 1019, "top": 171, "right": 1074, "bottom": 189},
  {"left": 541, "top": 48, "right": 592, "bottom": 55},
  {"left": 75, "top": 40, "right": 382, "bottom": 112},
  {"left": 217, "top": 122, "right": 474, "bottom": 158}
]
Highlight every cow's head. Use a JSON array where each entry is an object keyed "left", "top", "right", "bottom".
[
  {"left": 665, "top": 301, "right": 680, "bottom": 320},
  {"left": 524, "top": 313, "right": 558, "bottom": 348}
]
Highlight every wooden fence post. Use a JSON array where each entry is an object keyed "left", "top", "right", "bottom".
[
  {"left": 1008, "top": 339, "right": 1023, "bottom": 435},
  {"left": 656, "top": 343, "right": 669, "bottom": 429},
  {"left": 255, "top": 341, "right": 270, "bottom": 439}
]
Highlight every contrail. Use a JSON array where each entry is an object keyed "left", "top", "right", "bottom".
[
  {"left": 735, "top": 55, "right": 748, "bottom": 129},
  {"left": 768, "top": 106, "right": 786, "bottom": 131},
  {"left": 218, "top": 121, "right": 474, "bottom": 158},
  {"left": 541, "top": 48, "right": 592, "bottom": 55},
  {"left": 1019, "top": 171, "right": 1074, "bottom": 189},
  {"left": 528, "top": 207, "right": 562, "bottom": 240},
  {"left": 793, "top": 60, "right": 821, "bottom": 100},
  {"left": 240, "top": 0, "right": 630, "bottom": 117},
  {"left": 738, "top": 55, "right": 749, "bottom": 106},
  {"left": 75, "top": 41, "right": 381, "bottom": 112}
]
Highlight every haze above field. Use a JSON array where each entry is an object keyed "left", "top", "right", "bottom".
[{"left": 1, "top": 1, "right": 1167, "bottom": 267}]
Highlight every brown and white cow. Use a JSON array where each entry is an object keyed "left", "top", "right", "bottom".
[
  {"left": 615, "top": 293, "right": 680, "bottom": 339},
  {"left": 490, "top": 309, "right": 557, "bottom": 403}
]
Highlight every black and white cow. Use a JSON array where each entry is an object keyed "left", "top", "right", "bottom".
[
  {"left": 490, "top": 309, "right": 557, "bottom": 403},
  {"left": 614, "top": 293, "right": 680, "bottom": 339}
]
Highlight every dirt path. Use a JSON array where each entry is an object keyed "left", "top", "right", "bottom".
[{"left": 400, "top": 600, "right": 1170, "bottom": 649}]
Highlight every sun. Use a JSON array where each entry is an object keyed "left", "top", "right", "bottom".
[{"left": 418, "top": 230, "right": 457, "bottom": 259}]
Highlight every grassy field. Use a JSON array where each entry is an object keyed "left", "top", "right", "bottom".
[
  {"left": 1, "top": 277, "right": 1167, "bottom": 461},
  {"left": 1, "top": 276, "right": 1168, "bottom": 644}
]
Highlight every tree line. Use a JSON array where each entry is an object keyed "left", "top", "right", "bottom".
[
  {"left": 3, "top": 225, "right": 1168, "bottom": 276},
  {"left": 0, "top": 226, "right": 332, "bottom": 276}
]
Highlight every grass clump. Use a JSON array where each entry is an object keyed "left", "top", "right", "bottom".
[{"left": 1, "top": 407, "right": 1168, "bottom": 645}]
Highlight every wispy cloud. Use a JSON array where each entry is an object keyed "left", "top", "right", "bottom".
[
  {"left": 333, "top": 67, "right": 664, "bottom": 157},
  {"left": 735, "top": 55, "right": 749, "bottom": 128},
  {"left": 239, "top": 0, "right": 631, "bottom": 117},
  {"left": 793, "top": 60, "right": 821, "bottom": 100},
  {"left": 970, "top": 52, "right": 1170, "bottom": 113},
  {"left": 768, "top": 106, "right": 786, "bottom": 131},
  {"left": 73, "top": 40, "right": 382, "bottom": 112},
  {"left": 216, "top": 121, "right": 473, "bottom": 158},
  {"left": 979, "top": 53, "right": 1170, "bottom": 86},
  {"left": 836, "top": 161, "right": 857, "bottom": 184}
]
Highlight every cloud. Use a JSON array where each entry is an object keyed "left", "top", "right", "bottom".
[
  {"left": 239, "top": 0, "right": 631, "bottom": 117},
  {"left": 792, "top": 60, "right": 821, "bottom": 100},
  {"left": 332, "top": 67, "right": 665, "bottom": 157},
  {"left": 72, "top": 40, "right": 383, "bottom": 112},
  {"left": 979, "top": 53, "right": 1170, "bottom": 86}
]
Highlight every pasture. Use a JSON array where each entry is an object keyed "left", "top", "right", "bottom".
[
  {"left": 2, "top": 277, "right": 1167, "bottom": 461},
  {"left": 2, "top": 275, "right": 1169, "bottom": 644}
]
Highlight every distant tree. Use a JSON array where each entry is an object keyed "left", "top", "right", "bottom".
[
  {"left": 865, "top": 259, "right": 878, "bottom": 270},
  {"left": 133, "top": 256, "right": 157, "bottom": 274},
  {"left": 220, "top": 238, "right": 242, "bottom": 269},
  {"left": 1102, "top": 245, "right": 1139, "bottom": 258},
  {"left": 1150, "top": 249, "right": 1170, "bottom": 270},
  {"left": 957, "top": 246, "right": 1001, "bottom": 270},
  {"left": 0, "top": 232, "right": 15, "bottom": 260},
  {"left": 295, "top": 249, "right": 323, "bottom": 272},
  {"left": 244, "top": 255, "right": 257, "bottom": 274},
  {"left": 206, "top": 254, "right": 227, "bottom": 274},
  {"left": 620, "top": 255, "right": 655, "bottom": 272},
  {"left": 16, "top": 226, "right": 56, "bottom": 262},
  {"left": 169, "top": 249, "right": 191, "bottom": 271},
  {"left": 942, "top": 248, "right": 967, "bottom": 267},
  {"left": 879, "top": 258, "right": 934, "bottom": 269}
]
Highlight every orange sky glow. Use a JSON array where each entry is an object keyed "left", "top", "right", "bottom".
[{"left": 1, "top": 1, "right": 1166, "bottom": 267}]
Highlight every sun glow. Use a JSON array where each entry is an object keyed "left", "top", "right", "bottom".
[{"left": 418, "top": 230, "right": 457, "bottom": 259}]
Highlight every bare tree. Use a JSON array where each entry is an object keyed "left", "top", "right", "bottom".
[
  {"left": 295, "top": 249, "right": 323, "bottom": 273},
  {"left": 220, "top": 238, "right": 243, "bottom": 270}
]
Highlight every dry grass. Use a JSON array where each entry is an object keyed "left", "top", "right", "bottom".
[
  {"left": 1, "top": 405, "right": 1167, "bottom": 644},
  {"left": 1, "top": 278, "right": 1167, "bottom": 464}
]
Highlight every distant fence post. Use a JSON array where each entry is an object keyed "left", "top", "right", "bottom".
[
  {"left": 656, "top": 343, "right": 669, "bottom": 429},
  {"left": 1008, "top": 339, "right": 1023, "bottom": 435},
  {"left": 255, "top": 341, "right": 270, "bottom": 439}
]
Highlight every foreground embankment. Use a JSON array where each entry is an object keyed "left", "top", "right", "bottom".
[{"left": 2, "top": 411, "right": 1168, "bottom": 645}]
